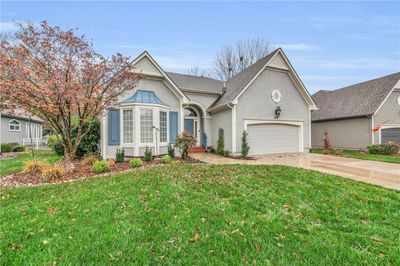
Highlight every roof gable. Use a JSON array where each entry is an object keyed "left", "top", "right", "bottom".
[
  {"left": 130, "top": 51, "right": 189, "bottom": 102},
  {"left": 209, "top": 48, "right": 317, "bottom": 111},
  {"left": 311, "top": 72, "right": 400, "bottom": 121}
]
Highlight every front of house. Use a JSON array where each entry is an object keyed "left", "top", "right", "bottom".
[{"left": 100, "top": 48, "right": 318, "bottom": 159}]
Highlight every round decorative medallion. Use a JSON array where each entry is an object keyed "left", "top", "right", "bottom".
[
  {"left": 397, "top": 96, "right": 400, "bottom": 107},
  {"left": 271, "top": 89, "right": 282, "bottom": 103}
]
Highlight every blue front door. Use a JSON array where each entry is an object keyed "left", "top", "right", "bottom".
[{"left": 184, "top": 119, "right": 194, "bottom": 136}]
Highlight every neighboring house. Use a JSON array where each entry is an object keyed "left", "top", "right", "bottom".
[
  {"left": 100, "top": 48, "right": 318, "bottom": 159},
  {"left": 311, "top": 72, "right": 400, "bottom": 150},
  {"left": 0, "top": 109, "right": 45, "bottom": 148}
]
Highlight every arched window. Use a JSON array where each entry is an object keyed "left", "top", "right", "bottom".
[
  {"left": 9, "top": 119, "right": 21, "bottom": 131},
  {"left": 184, "top": 108, "right": 197, "bottom": 117}
]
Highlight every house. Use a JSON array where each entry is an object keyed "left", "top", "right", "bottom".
[
  {"left": 0, "top": 109, "right": 45, "bottom": 148},
  {"left": 100, "top": 48, "right": 318, "bottom": 159},
  {"left": 311, "top": 72, "right": 400, "bottom": 149}
]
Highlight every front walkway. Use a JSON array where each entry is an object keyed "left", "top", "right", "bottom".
[{"left": 190, "top": 153, "right": 400, "bottom": 190}]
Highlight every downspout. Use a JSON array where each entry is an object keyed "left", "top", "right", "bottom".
[
  {"left": 227, "top": 101, "right": 237, "bottom": 154},
  {"left": 370, "top": 114, "right": 375, "bottom": 145}
]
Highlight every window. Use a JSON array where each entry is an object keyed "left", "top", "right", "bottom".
[
  {"left": 26, "top": 124, "right": 43, "bottom": 139},
  {"left": 122, "top": 109, "right": 134, "bottom": 143},
  {"left": 9, "top": 119, "right": 21, "bottom": 131},
  {"left": 140, "top": 109, "right": 153, "bottom": 143},
  {"left": 184, "top": 108, "right": 197, "bottom": 117},
  {"left": 160, "top": 111, "right": 167, "bottom": 143}
]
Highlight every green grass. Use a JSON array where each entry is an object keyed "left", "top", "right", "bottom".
[
  {"left": 0, "top": 150, "right": 62, "bottom": 177},
  {"left": 1, "top": 165, "right": 399, "bottom": 265},
  {"left": 312, "top": 148, "right": 400, "bottom": 164}
]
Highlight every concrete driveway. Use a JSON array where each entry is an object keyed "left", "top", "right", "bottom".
[{"left": 190, "top": 153, "right": 400, "bottom": 190}]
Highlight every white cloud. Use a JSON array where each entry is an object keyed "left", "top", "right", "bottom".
[
  {"left": 0, "top": 21, "right": 18, "bottom": 33},
  {"left": 274, "top": 43, "right": 321, "bottom": 51}
]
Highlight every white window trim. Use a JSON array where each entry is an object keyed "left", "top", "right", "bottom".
[
  {"left": 378, "top": 124, "right": 400, "bottom": 144},
  {"left": 243, "top": 119, "right": 304, "bottom": 152},
  {"left": 9, "top": 119, "right": 21, "bottom": 132},
  {"left": 120, "top": 107, "right": 134, "bottom": 145}
]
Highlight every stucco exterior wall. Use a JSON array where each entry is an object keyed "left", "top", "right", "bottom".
[
  {"left": 311, "top": 117, "right": 372, "bottom": 149},
  {"left": 235, "top": 69, "right": 311, "bottom": 153},
  {"left": 102, "top": 78, "right": 182, "bottom": 159},
  {"left": 210, "top": 108, "right": 232, "bottom": 152},
  {"left": 1, "top": 116, "right": 42, "bottom": 145},
  {"left": 374, "top": 89, "right": 400, "bottom": 144}
]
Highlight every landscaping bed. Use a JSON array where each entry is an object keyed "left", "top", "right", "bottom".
[{"left": 1, "top": 156, "right": 200, "bottom": 187}]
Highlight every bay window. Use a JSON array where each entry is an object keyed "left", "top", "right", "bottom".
[
  {"left": 160, "top": 111, "right": 167, "bottom": 143},
  {"left": 140, "top": 109, "right": 153, "bottom": 143},
  {"left": 122, "top": 109, "right": 133, "bottom": 143}
]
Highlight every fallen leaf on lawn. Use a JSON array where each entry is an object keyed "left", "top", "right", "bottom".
[
  {"left": 283, "top": 204, "right": 292, "bottom": 210},
  {"left": 261, "top": 213, "right": 267, "bottom": 217},
  {"left": 189, "top": 233, "right": 200, "bottom": 243},
  {"left": 255, "top": 243, "right": 260, "bottom": 251},
  {"left": 361, "top": 220, "right": 367, "bottom": 224},
  {"left": 43, "top": 240, "right": 49, "bottom": 245},
  {"left": 48, "top": 207, "right": 57, "bottom": 216},
  {"left": 379, "top": 253, "right": 385, "bottom": 257},
  {"left": 277, "top": 243, "right": 284, "bottom": 248},
  {"left": 38, "top": 228, "right": 45, "bottom": 233}
]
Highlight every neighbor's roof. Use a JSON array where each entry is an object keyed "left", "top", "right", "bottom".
[
  {"left": 208, "top": 49, "right": 280, "bottom": 110},
  {"left": 311, "top": 72, "right": 400, "bottom": 121},
  {"left": 121, "top": 90, "right": 169, "bottom": 106},
  {"left": 1, "top": 108, "right": 44, "bottom": 123},
  {"left": 166, "top": 72, "right": 223, "bottom": 94}
]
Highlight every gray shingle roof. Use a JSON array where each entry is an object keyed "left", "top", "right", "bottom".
[
  {"left": 208, "top": 49, "right": 280, "bottom": 110},
  {"left": 166, "top": 72, "right": 223, "bottom": 94},
  {"left": 311, "top": 72, "right": 400, "bottom": 121}
]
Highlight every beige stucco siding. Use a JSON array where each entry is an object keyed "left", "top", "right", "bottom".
[
  {"left": 374, "top": 89, "right": 400, "bottom": 144},
  {"left": 185, "top": 92, "right": 219, "bottom": 110},
  {"left": 210, "top": 109, "right": 232, "bottom": 152},
  {"left": 311, "top": 117, "right": 372, "bottom": 149},
  {"left": 235, "top": 69, "right": 311, "bottom": 153}
]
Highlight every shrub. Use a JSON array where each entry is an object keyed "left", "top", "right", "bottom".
[
  {"left": 223, "top": 150, "right": 230, "bottom": 157},
  {"left": 323, "top": 130, "right": 332, "bottom": 150},
  {"left": 91, "top": 160, "right": 110, "bottom": 173},
  {"left": 1, "top": 143, "right": 13, "bottom": 153},
  {"left": 144, "top": 146, "right": 152, "bottom": 162},
  {"left": 115, "top": 148, "right": 125, "bottom": 163},
  {"left": 107, "top": 159, "right": 116, "bottom": 167},
  {"left": 129, "top": 158, "right": 144, "bottom": 168},
  {"left": 160, "top": 155, "right": 172, "bottom": 164},
  {"left": 217, "top": 128, "right": 225, "bottom": 155},
  {"left": 167, "top": 144, "right": 175, "bottom": 158},
  {"left": 241, "top": 130, "right": 250, "bottom": 157},
  {"left": 42, "top": 165, "right": 64, "bottom": 181},
  {"left": 13, "top": 145, "right": 26, "bottom": 152},
  {"left": 23, "top": 160, "right": 49, "bottom": 174},
  {"left": 175, "top": 132, "right": 196, "bottom": 159},
  {"left": 171, "top": 159, "right": 181, "bottom": 165},
  {"left": 47, "top": 135, "right": 59, "bottom": 149},
  {"left": 52, "top": 140, "right": 65, "bottom": 156},
  {"left": 368, "top": 142, "right": 399, "bottom": 155},
  {"left": 83, "top": 155, "right": 98, "bottom": 166},
  {"left": 75, "top": 117, "right": 100, "bottom": 157},
  {"left": 367, "top": 145, "right": 380, "bottom": 154}
]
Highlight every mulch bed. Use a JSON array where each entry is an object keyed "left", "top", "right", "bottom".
[{"left": 1, "top": 157, "right": 201, "bottom": 188}]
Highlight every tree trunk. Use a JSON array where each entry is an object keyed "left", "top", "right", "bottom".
[{"left": 63, "top": 144, "right": 76, "bottom": 162}]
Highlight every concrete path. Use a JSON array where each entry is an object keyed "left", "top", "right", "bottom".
[{"left": 190, "top": 153, "right": 400, "bottom": 190}]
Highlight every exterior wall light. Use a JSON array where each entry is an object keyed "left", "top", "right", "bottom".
[{"left": 275, "top": 106, "right": 281, "bottom": 119}]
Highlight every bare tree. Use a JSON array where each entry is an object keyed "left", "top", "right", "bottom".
[
  {"left": 187, "top": 66, "right": 200, "bottom": 76},
  {"left": 212, "top": 37, "right": 271, "bottom": 81}
]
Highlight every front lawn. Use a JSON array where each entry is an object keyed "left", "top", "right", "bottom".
[
  {"left": 1, "top": 165, "right": 399, "bottom": 265},
  {"left": 0, "top": 150, "right": 62, "bottom": 177},
  {"left": 312, "top": 148, "right": 400, "bottom": 164}
]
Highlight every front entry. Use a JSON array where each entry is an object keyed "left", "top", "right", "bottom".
[{"left": 184, "top": 107, "right": 200, "bottom": 145}]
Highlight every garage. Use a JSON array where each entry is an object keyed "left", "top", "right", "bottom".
[
  {"left": 381, "top": 127, "right": 400, "bottom": 144},
  {"left": 247, "top": 123, "right": 301, "bottom": 155}
]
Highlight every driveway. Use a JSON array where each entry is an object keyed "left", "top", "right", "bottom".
[{"left": 190, "top": 153, "right": 400, "bottom": 190}]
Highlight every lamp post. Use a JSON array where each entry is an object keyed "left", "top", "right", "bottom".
[{"left": 152, "top": 126, "right": 160, "bottom": 156}]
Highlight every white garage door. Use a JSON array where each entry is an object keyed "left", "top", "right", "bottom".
[
  {"left": 381, "top": 127, "right": 400, "bottom": 144},
  {"left": 247, "top": 123, "right": 301, "bottom": 155}
]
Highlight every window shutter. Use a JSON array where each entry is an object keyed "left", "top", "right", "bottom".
[
  {"left": 169, "top": 112, "right": 178, "bottom": 144},
  {"left": 108, "top": 109, "right": 120, "bottom": 145}
]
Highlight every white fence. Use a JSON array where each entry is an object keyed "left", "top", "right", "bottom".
[{"left": 22, "top": 138, "right": 48, "bottom": 149}]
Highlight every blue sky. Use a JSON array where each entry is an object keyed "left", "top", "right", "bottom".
[{"left": 1, "top": 1, "right": 399, "bottom": 93}]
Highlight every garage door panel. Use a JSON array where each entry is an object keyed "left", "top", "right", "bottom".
[
  {"left": 247, "top": 124, "right": 300, "bottom": 155},
  {"left": 382, "top": 128, "right": 400, "bottom": 144}
]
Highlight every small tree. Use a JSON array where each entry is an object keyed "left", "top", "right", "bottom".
[
  {"left": 0, "top": 21, "right": 140, "bottom": 161},
  {"left": 217, "top": 128, "right": 225, "bottom": 155},
  {"left": 323, "top": 130, "right": 332, "bottom": 150},
  {"left": 241, "top": 130, "right": 250, "bottom": 157},
  {"left": 175, "top": 132, "right": 196, "bottom": 159}
]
